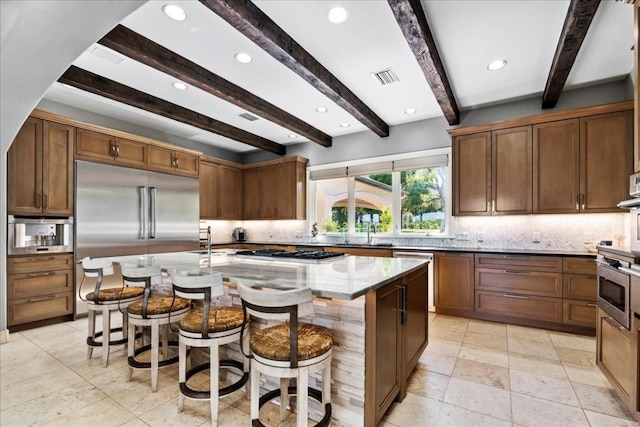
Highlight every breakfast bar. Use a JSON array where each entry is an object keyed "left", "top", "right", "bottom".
[{"left": 103, "top": 251, "right": 429, "bottom": 426}]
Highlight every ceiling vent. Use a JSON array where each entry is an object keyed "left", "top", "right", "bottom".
[
  {"left": 372, "top": 68, "right": 400, "bottom": 86},
  {"left": 90, "top": 47, "right": 124, "bottom": 65},
  {"left": 239, "top": 112, "right": 259, "bottom": 121}
]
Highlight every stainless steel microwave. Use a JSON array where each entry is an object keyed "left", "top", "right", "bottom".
[{"left": 8, "top": 215, "right": 73, "bottom": 255}]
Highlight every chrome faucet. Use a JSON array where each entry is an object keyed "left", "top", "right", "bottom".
[
  {"left": 367, "top": 223, "right": 376, "bottom": 245},
  {"left": 206, "top": 225, "right": 212, "bottom": 267},
  {"left": 342, "top": 228, "right": 349, "bottom": 244}
]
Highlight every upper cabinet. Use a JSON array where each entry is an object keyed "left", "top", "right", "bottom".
[
  {"left": 76, "top": 128, "right": 147, "bottom": 169},
  {"left": 147, "top": 145, "right": 199, "bottom": 177},
  {"left": 453, "top": 126, "right": 531, "bottom": 216},
  {"left": 200, "top": 159, "right": 242, "bottom": 219},
  {"left": 8, "top": 117, "right": 74, "bottom": 216},
  {"left": 242, "top": 156, "right": 308, "bottom": 220},
  {"left": 452, "top": 103, "right": 633, "bottom": 216}
]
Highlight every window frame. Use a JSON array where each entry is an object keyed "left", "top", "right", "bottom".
[{"left": 308, "top": 148, "right": 452, "bottom": 238}]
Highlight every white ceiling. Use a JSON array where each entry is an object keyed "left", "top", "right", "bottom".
[{"left": 43, "top": 0, "right": 635, "bottom": 154}]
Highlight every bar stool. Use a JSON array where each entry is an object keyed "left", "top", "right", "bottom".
[
  {"left": 123, "top": 264, "right": 191, "bottom": 392},
  {"left": 170, "top": 270, "right": 249, "bottom": 426},
  {"left": 80, "top": 258, "right": 145, "bottom": 367},
  {"left": 237, "top": 281, "right": 333, "bottom": 427}
]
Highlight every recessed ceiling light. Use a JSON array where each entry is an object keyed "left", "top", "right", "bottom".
[
  {"left": 487, "top": 58, "right": 508, "bottom": 71},
  {"left": 316, "top": 107, "right": 328, "bottom": 113},
  {"left": 340, "top": 122, "right": 351, "bottom": 128},
  {"left": 327, "top": 6, "right": 349, "bottom": 24},
  {"left": 162, "top": 4, "right": 187, "bottom": 21},
  {"left": 172, "top": 81, "right": 188, "bottom": 91},
  {"left": 288, "top": 134, "right": 298, "bottom": 139},
  {"left": 405, "top": 108, "right": 417, "bottom": 115},
  {"left": 234, "top": 52, "right": 252, "bottom": 64}
]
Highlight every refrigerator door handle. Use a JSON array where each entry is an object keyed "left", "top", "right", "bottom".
[
  {"left": 149, "top": 187, "right": 157, "bottom": 239},
  {"left": 139, "top": 186, "right": 147, "bottom": 239}
]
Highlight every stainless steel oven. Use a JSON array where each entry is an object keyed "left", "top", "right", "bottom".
[{"left": 596, "top": 251, "right": 632, "bottom": 330}]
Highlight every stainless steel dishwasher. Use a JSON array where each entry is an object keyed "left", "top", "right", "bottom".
[{"left": 393, "top": 251, "right": 435, "bottom": 311}]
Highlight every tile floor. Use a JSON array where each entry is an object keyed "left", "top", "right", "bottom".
[{"left": 0, "top": 313, "right": 638, "bottom": 426}]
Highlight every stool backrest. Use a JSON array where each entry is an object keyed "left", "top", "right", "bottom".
[
  {"left": 237, "top": 280, "right": 315, "bottom": 368},
  {"left": 81, "top": 257, "right": 114, "bottom": 277},
  {"left": 121, "top": 264, "right": 163, "bottom": 318},
  {"left": 170, "top": 271, "right": 224, "bottom": 301},
  {"left": 171, "top": 271, "right": 224, "bottom": 339}
]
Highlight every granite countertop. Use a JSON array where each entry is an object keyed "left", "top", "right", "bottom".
[
  {"left": 103, "top": 251, "right": 428, "bottom": 301},
  {"left": 211, "top": 241, "right": 596, "bottom": 257}
]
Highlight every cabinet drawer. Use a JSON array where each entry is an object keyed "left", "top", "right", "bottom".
[
  {"left": 598, "top": 310, "right": 634, "bottom": 400},
  {"left": 563, "top": 299, "right": 597, "bottom": 328},
  {"left": 7, "top": 292, "right": 73, "bottom": 327},
  {"left": 475, "top": 268, "right": 562, "bottom": 297},
  {"left": 563, "top": 257, "right": 597, "bottom": 274},
  {"left": 563, "top": 273, "right": 597, "bottom": 300},
  {"left": 8, "top": 269, "right": 73, "bottom": 299},
  {"left": 475, "top": 290, "right": 562, "bottom": 323},
  {"left": 7, "top": 254, "right": 74, "bottom": 274},
  {"left": 475, "top": 254, "right": 562, "bottom": 272}
]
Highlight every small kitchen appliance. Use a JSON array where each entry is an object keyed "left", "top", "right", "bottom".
[
  {"left": 617, "top": 172, "right": 640, "bottom": 255},
  {"left": 233, "top": 227, "right": 246, "bottom": 242},
  {"left": 8, "top": 215, "right": 73, "bottom": 254}
]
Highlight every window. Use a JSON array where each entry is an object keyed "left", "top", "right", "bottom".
[{"left": 309, "top": 150, "right": 449, "bottom": 236}]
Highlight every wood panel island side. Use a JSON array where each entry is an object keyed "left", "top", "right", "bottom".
[{"left": 104, "top": 252, "right": 429, "bottom": 426}]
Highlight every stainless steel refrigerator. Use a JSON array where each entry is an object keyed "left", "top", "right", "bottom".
[{"left": 75, "top": 160, "right": 199, "bottom": 314}]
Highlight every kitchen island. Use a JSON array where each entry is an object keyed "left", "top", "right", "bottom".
[{"left": 104, "top": 251, "right": 429, "bottom": 426}]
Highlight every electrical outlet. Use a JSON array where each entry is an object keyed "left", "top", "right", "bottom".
[
  {"left": 457, "top": 232, "right": 469, "bottom": 241},
  {"left": 532, "top": 231, "right": 541, "bottom": 243},
  {"left": 477, "top": 232, "right": 484, "bottom": 242}
]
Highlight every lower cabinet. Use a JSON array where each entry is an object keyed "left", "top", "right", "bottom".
[
  {"left": 596, "top": 308, "right": 637, "bottom": 416},
  {"left": 434, "top": 252, "right": 474, "bottom": 316},
  {"left": 365, "top": 264, "right": 428, "bottom": 426},
  {"left": 7, "top": 254, "right": 74, "bottom": 328}
]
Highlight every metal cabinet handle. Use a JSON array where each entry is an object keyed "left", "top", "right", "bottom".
[
  {"left": 27, "top": 256, "right": 55, "bottom": 262},
  {"left": 581, "top": 193, "right": 586, "bottom": 210},
  {"left": 503, "top": 255, "right": 528, "bottom": 259},
  {"left": 503, "top": 293, "right": 528, "bottom": 299},
  {"left": 35, "top": 192, "right": 42, "bottom": 208},
  {"left": 139, "top": 186, "right": 147, "bottom": 239},
  {"left": 116, "top": 145, "right": 120, "bottom": 157},
  {"left": 175, "top": 157, "right": 179, "bottom": 168},
  {"left": 587, "top": 303, "right": 597, "bottom": 307},
  {"left": 28, "top": 272, "right": 55, "bottom": 278},
  {"left": 492, "top": 199, "right": 495, "bottom": 213},
  {"left": 603, "top": 316, "right": 625, "bottom": 331},
  {"left": 576, "top": 194, "right": 580, "bottom": 210},
  {"left": 28, "top": 295, "right": 56, "bottom": 302},
  {"left": 504, "top": 270, "right": 529, "bottom": 274},
  {"left": 149, "top": 187, "right": 156, "bottom": 239},
  {"left": 43, "top": 194, "right": 48, "bottom": 209},
  {"left": 396, "top": 284, "right": 408, "bottom": 325}
]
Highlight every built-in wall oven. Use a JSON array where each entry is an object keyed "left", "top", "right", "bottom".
[{"left": 596, "top": 248, "right": 635, "bottom": 330}]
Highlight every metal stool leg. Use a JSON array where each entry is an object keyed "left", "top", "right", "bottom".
[
  {"left": 87, "top": 308, "right": 96, "bottom": 359},
  {"left": 102, "top": 305, "right": 111, "bottom": 367}
]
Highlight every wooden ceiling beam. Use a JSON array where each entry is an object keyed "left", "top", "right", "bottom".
[
  {"left": 200, "top": 0, "right": 390, "bottom": 138},
  {"left": 58, "top": 66, "right": 286, "bottom": 155},
  {"left": 387, "top": 0, "right": 460, "bottom": 125},
  {"left": 542, "top": 0, "right": 601, "bottom": 109},
  {"left": 99, "top": 25, "right": 331, "bottom": 147}
]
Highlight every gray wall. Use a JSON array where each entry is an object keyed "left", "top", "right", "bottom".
[{"left": 243, "top": 79, "right": 633, "bottom": 166}]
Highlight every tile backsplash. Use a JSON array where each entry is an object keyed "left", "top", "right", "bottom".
[{"left": 203, "top": 213, "right": 628, "bottom": 252}]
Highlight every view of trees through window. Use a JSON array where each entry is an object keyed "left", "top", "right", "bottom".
[{"left": 314, "top": 164, "right": 447, "bottom": 235}]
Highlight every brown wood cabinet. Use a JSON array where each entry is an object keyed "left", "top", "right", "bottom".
[
  {"left": 199, "top": 160, "right": 242, "bottom": 219},
  {"left": 147, "top": 145, "right": 199, "bottom": 177},
  {"left": 562, "top": 257, "right": 597, "bottom": 328},
  {"left": 324, "top": 246, "right": 393, "bottom": 257},
  {"left": 7, "top": 254, "right": 74, "bottom": 328},
  {"left": 434, "top": 252, "right": 474, "bottom": 315},
  {"left": 597, "top": 307, "right": 637, "bottom": 413},
  {"left": 453, "top": 103, "right": 633, "bottom": 216},
  {"left": 243, "top": 156, "right": 308, "bottom": 220},
  {"left": 8, "top": 118, "right": 74, "bottom": 216},
  {"left": 76, "top": 128, "right": 147, "bottom": 169},
  {"left": 365, "top": 264, "right": 428, "bottom": 426},
  {"left": 454, "top": 127, "right": 532, "bottom": 216}
]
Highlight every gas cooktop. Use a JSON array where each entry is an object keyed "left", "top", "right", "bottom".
[{"left": 235, "top": 249, "right": 345, "bottom": 261}]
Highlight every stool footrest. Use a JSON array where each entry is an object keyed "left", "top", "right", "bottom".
[
  {"left": 87, "top": 327, "right": 140, "bottom": 347},
  {"left": 179, "top": 359, "right": 249, "bottom": 399},
  {"left": 128, "top": 341, "right": 181, "bottom": 369},
  {"left": 253, "top": 386, "right": 332, "bottom": 427}
]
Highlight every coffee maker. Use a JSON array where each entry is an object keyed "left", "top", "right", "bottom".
[{"left": 233, "top": 227, "right": 246, "bottom": 242}]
